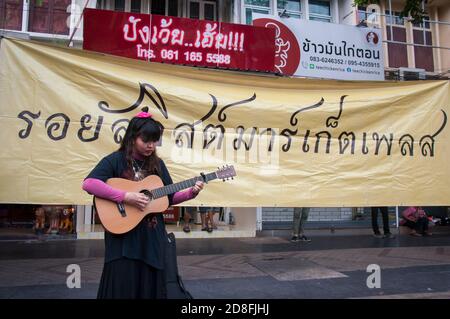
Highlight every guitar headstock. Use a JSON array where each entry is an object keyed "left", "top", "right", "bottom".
[{"left": 216, "top": 165, "right": 236, "bottom": 182}]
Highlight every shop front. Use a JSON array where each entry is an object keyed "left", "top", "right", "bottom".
[
  {"left": 0, "top": 204, "right": 76, "bottom": 240},
  {"left": 75, "top": 204, "right": 257, "bottom": 239}
]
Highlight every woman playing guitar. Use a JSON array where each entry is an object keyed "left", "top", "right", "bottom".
[{"left": 82, "top": 107, "right": 204, "bottom": 299}]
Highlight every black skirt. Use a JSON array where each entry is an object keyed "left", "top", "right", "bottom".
[{"left": 97, "top": 258, "right": 167, "bottom": 299}]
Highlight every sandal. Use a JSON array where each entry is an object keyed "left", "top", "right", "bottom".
[{"left": 183, "top": 225, "right": 191, "bottom": 233}]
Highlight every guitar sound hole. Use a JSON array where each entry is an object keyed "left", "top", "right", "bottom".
[{"left": 140, "top": 190, "right": 153, "bottom": 200}]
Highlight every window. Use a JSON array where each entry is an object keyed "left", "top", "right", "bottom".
[
  {"left": 243, "top": 0, "right": 337, "bottom": 25},
  {"left": 109, "top": 0, "right": 146, "bottom": 14},
  {"left": 0, "top": 0, "right": 23, "bottom": 31},
  {"left": 357, "top": 6, "right": 367, "bottom": 22},
  {"left": 28, "top": 0, "right": 71, "bottom": 35},
  {"left": 114, "top": 0, "right": 125, "bottom": 11},
  {"left": 188, "top": 0, "right": 216, "bottom": 21},
  {"left": 357, "top": 5, "right": 382, "bottom": 27},
  {"left": 277, "top": 0, "right": 301, "bottom": 19},
  {"left": 151, "top": 0, "right": 178, "bottom": 16},
  {"left": 204, "top": 2, "right": 215, "bottom": 20},
  {"left": 309, "top": 0, "right": 331, "bottom": 23},
  {"left": 244, "top": 0, "right": 270, "bottom": 25},
  {"left": 413, "top": 15, "right": 430, "bottom": 29},
  {"left": 189, "top": 1, "right": 199, "bottom": 19},
  {"left": 130, "top": 0, "right": 141, "bottom": 13},
  {"left": 109, "top": 0, "right": 177, "bottom": 16},
  {"left": 385, "top": 10, "right": 404, "bottom": 26},
  {"left": 151, "top": 0, "right": 165, "bottom": 14},
  {"left": 358, "top": 6, "right": 379, "bottom": 23}
]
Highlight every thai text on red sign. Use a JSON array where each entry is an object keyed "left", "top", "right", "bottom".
[{"left": 83, "top": 9, "right": 275, "bottom": 73}]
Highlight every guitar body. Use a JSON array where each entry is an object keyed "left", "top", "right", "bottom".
[{"left": 94, "top": 175, "right": 169, "bottom": 234}]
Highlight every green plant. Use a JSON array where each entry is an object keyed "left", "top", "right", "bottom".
[
  {"left": 400, "top": 0, "right": 427, "bottom": 24},
  {"left": 353, "top": 0, "right": 380, "bottom": 7}
]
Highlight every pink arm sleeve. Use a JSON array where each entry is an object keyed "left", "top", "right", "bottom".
[
  {"left": 402, "top": 207, "right": 416, "bottom": 220},
  {"left": 82, "top": 178, "right": 126, "bottom": 203},
  {"left": 172, "top": 188, "right": 198, "bottom": 205}
]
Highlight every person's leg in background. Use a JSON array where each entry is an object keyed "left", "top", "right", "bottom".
[
  {"left": 380, "top": 206, "right": 395, "bottom": 238},
  {"left": 422, "top": 217, "right": 431, "bottom": 235},
  {"left": 199, "top": 207, "right": 208, "bottom": 231},
  {"left": 416, "top": 217, "right": 425, "bottom": 234},
  {"left": 183, "top": 207, "right": 192, "bottom": 233},
  {"left": 404, "top": 219, "right": 421, "bottom": 236},
  {"left": 417, "top": 217, "right": 431, "bottom": 235},
  {"left": 209, "top": 207, "right": 220, "bottom": 230},
  {"left": 298, "top": 207, "right": 311, "bottom": 242},
  {"left": 205, "top": 208, "right": 215, "bottom": 232},
  {"left": 371, "top": 207, "right": 383, "bottom": 238},
  {"left": 291, "top": 207, "right": 302, "bottom": 242},
  {"left": 207, "top": 211, "right": 214, "bottom": 231}
]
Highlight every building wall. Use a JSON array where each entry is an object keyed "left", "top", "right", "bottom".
[
  {"left": 262, "top": 207, "right": 354, "bottom": 222},
  {"left": 437, "top": 4, "right": 450, "bottom": 74},
  {"left": 354, "top": 0, "right": 450, "bottom": 74},
  {"left": 338, "top": 0, "right": 354, "bottom": 25}
]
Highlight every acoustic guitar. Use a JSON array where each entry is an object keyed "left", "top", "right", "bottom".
[{"left": 94, "top": 165, "right": 236, "bottom": 234}]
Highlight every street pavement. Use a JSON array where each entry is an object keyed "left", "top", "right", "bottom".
[{"left": 0, "top": 228, "right": 449, "bottom": 299}]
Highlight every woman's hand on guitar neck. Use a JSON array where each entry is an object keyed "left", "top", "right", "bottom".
[
  {"left": 192, "top": 181, "right": 204, "bottom": 195},
  {"left": 124, "top": 192, "right": 149, "bottom": 211}
]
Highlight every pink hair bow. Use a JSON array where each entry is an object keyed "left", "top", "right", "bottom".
[{"left": 135, "top": 111, "right": 153, "bottom": 118}]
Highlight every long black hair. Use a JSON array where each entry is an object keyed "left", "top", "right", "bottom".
[{"left": 119, "top": 107, "right": 164, "bottom": 177}]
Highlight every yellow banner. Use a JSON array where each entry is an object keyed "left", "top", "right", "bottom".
[{"left": 0, "top": 38, "right": 449, "bottom": 207}]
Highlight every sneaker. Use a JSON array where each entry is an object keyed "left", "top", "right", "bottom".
[
  {"left": 183, "top": 225, "right": 191, "bottom": 233},
  {"left": 290, "top": 236, "right": 299, "bottom": 242},
  {"left": 373, "top": 233, "right": 383, "bottom": 238},
  {"left": 410, "top": 231, "right": 422, "bottom": 237},
  {"left": 383, "top": 233, "right": 396, "bottom": 239},
  {"left": 299, "top": 235, "right": 311, "bottom": 242}
]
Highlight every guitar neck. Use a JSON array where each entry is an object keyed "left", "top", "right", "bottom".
[{"left": 151, "top": 172, "right": 217, "bottom": 199}]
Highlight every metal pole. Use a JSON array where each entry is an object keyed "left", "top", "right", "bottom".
[
  {"left": 422, "top": 0, "right": 426, "bottom": 46},
  {"left": 382, "top": 39, "right": 450, "bottom": 50},
  {"left": 423, "top": 19, "right": 450, "bottom": 26},
  {"left": 374, "top": 14, "right": 450, "bottom": 26},
  {"left": 67, "top": 0, "right": 90, "bottom": 47},
  {"left": 395, "top": 206, "right": 399, "bottom": 229},
  {"left": 389, "top": 0, "right": 393, "bottom": 42}
]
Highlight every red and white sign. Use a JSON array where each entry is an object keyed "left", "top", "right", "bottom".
[
  {"left": 83, "top": 9, "right": 276, "bottom": 73},
  {"left": 252, "top": 18, "right": 300, "bottom": 76},
  {"left": 163, "top": 206, "right": 180, "bottom": 223}
]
